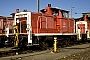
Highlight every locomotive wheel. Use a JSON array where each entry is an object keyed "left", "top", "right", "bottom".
[{"left": 39, "top": 41, "right": 48, "bottom": 50}]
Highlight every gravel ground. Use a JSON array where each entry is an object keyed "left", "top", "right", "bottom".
[
  {"left": 59, "top": 50, "right": 90, "bottom": 60},
  {"left": 0, "top": 43, "right": 90, "bottom": 60}
]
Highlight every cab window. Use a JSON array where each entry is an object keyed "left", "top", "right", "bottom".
[{"left": 61, "top": 10, "right": 69, "bottom": 18}]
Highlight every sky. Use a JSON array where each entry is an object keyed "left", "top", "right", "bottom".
[{"left": 0, "top": 0, "right": 90, "bottom": 18}]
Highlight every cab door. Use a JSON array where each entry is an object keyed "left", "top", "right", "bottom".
[
  {"left": 77, "top": 24, "right": 85, "bottom": 34},
  {"left": 16, "top": 18, "right": 27, "bottom": 33},
  {"left": 80, "top": 24, "right": 85, "bottom": 33}
]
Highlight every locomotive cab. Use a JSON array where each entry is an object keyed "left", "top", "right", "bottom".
[
  {"left": 41, "top": 4, "right": 73, "bottom": 33},
  {"left": 41, "top": 4, "right": 69, "bottom": 18},
  {"left": 14, "top": 12, "right": 32, "bottom": 46},
  {"left": 76, "top": 21, "right": 87, "bottom": 41},
  {"left": 76, "top": 14, "right": 90, "bottom": 41}
]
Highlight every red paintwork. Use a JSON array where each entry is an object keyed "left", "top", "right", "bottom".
[
  {"left": 17, "top": 4, "right": 75, "bottom": 34},
  {"left": 77, "top": 24, "right": 85, "bottom": 33},
  {"left": 31, "top": 12, "right": 59, "bottom": 33},
  {"left": 0, "top": 16, "right": 14, "bottom": 34},
  {"left": 31, "top": 4, "right": 74, "bottom": 34},
  {"left": 69, "top": 19, "right": 74, "bottom": 33}
]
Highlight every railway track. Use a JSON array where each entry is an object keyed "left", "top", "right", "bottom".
[
  {"left": 0, "top": 40, "right": 89, "bottom": 58},
  {"left": 0, "top": 43, "right": 90, "bottom": 60},
  {"left": 0, "top": 46, "right": 41, "bottom": 57}
]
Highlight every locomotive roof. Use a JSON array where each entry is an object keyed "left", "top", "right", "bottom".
[
  {"left": 0, "top": 16, "right": 13, "bottom": 20},
  {"left": 82, "top": 12, "right": 90, "bottom": 14},
  {"left": 50, "top": 7, "right": 69, "bottom": 13},
  {"left": 40, "top": 7, "right": 69, "bottom": 13}
]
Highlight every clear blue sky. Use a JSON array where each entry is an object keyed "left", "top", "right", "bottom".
[{"left": 0, "top": 0, "right": 90, "bottom": 18}]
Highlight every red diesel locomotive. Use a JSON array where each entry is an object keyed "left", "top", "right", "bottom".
[
  {"left": 0, "top": 4, "right": 90, "bottom": 49},
  {"left": 13, "top": 4, "right": 76, "bottom": 48}
]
